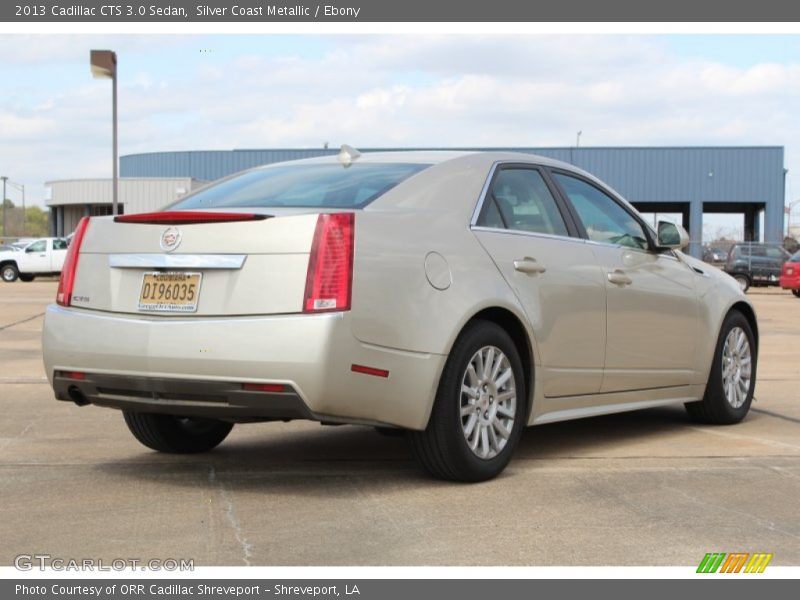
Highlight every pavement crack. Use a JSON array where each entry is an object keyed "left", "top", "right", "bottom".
[
  {"left": 208, "top": 465, "right": 253, "bottom": 566},
  {"left": 751, "top": 408, "right": 800, "bottom": 425},
  {"left": 0, "top": 419, "right": 38, "bottom": 452},
  {"left": 689, "top": 426, "right": 800, "bottom": 452},
  {"left": 0, "top": 377, "right": 49, "bottom": 384},
  {"left": 0, "top": 312, "right": 44, "bottom": 331}
]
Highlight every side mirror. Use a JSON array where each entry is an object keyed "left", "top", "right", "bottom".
[{"left": 656, "top": 221, "right": 689, "bottom": 250}]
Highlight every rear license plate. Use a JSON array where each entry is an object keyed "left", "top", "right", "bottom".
[{"left": 138, "top": 272, "right": 202, "bottom": 313}]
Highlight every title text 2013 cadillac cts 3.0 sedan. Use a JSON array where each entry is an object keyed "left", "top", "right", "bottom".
[{"left": 43, "top": 151, "right": 758, "bottom": 481}]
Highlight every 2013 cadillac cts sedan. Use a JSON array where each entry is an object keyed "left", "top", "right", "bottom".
[{"left": 43, "top": 150, "right": 759, "bottom": 482}]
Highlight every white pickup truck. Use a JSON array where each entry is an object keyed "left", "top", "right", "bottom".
[{"left": 0, "top": 238, "right": 69, "bottom": 282}]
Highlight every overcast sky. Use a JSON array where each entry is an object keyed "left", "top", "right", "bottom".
[{"left": 1, "top": 34, "right": 799, "bottom": 238}]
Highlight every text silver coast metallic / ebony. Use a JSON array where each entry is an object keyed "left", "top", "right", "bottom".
[{"left": 42, "top": 150, "right": 758, "bottom": 482}]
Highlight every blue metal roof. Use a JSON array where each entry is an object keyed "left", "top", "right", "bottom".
[{"left": 120, "top": 146, "right": 785, "bottom": 207}]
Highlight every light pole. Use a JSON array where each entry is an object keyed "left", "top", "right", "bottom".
[
  {"left": 1, "top": 176, "right": 7, "bottom": 237},
  {"left": 576, "top": 131, "right": 582, "bottom": 148},
  {"left": 7, "top": 181, "right": 25, "bottom": 236},
  {"left": 90, "top": 50, "right": 118, "bottom": 215},
  {"left": 788, "top": 199, "right": 800, "bottom": 238}
]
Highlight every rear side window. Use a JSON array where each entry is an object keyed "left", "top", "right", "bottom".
[
  {"left": 478, "top": 168, "right": 568, "bottom": 237},
  {"left": 53, "top": 239, "right": 68, "bottom": 250},
  {"left": 766, "top": 246, "right": 788, "bottom": 259},
  {"left": 171, "top": 163, "right": 429, "bottom": 210}
]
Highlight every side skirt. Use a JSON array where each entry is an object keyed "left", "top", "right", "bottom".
[{"left": 529, "top": 384, "right": 705, "bottom": 425}]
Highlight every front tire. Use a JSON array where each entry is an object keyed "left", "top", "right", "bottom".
[
  {"left": 410, "top": 320, "right": 527, "bottom": 482},
  {"left": 1, "top": 264, "right": 19, "bottom": 282},
  {"left": 123, "top": 412, "right": 233, "bottom": 453},
  {"left": 685, "top": 310, "right": 756, "bottom": 424}
]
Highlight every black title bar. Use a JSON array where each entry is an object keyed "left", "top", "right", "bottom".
[{"left": 4, "top": 0, "right": 800, "bottom": 22}]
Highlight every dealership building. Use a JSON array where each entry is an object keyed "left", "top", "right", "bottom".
[{"left": 45, "top": 146, "right": 787, "bottom": 257}]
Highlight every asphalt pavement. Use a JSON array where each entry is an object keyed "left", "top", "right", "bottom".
[{"left": 1, "top": 281, "right": 798, "bottom": 566}]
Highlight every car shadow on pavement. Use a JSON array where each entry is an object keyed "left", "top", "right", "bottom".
[{"left": 91, "top": 404, "right": 696, "bottom": 491}]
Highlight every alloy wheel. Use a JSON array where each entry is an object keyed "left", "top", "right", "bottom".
[
  {"left": 722, "top": 326, "right": 752, "bottom": 409},
  {"left": 459, "top": 345, "right": 517, "bottom": 460}
]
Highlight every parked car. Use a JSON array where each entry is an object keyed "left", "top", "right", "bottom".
[
  {"left": 779, "top": 251, "right": 800, "bottom": 297},
  {"left": 0, "top": 237, "right": 70, "bottom": 282},
  {"left": 724, "top": 242, "right": 790, "bottom": 292},
  {"left": 702, "top": 245, "right": 728, "bottom": 265},
  {"left": 42, "top": 151, "right": 758, "bottom": 482}
]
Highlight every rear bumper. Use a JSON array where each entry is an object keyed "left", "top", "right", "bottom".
[
  {"left": 779, "top": 273, "right": 800, "bottom": 289},
  {"left": 43, "top": 305, "right": 446, "bottom": 429},
  {"left": 52, "top": 371, "right": 313, "bottom": 421}
]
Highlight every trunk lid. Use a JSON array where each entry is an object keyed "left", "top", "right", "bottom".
[{"left": 71, "top": 210, "right": 321, "bottom": 316}]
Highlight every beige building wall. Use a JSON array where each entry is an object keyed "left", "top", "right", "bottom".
[{"left": 45, "top": 178, "right": 206, "bottom": 236}]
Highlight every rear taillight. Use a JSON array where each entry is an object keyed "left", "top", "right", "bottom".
[
  {"left": 56, "top": 217, "right": 90, "bottom": 307},
  {"left": 114, "top": 211, "right": 269, "bottom": 225},
  {"left": 303, "top": 213, "right": 354, "bottom": 313}
]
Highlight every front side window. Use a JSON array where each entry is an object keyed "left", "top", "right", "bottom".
[
  {"left": 553, "top": 173, "right": 648, "bottom": 250},
  {"left": 26, "top": 240, "right": 46, "bottom": 253},
  {"left": 171, "top": 162, "right": 429, "bottom": 210},
  {"left": 478, "top": 168, "right": 568, "bottom": 237}
]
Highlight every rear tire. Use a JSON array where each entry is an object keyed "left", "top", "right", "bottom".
[
  {"left": 1, "top": 264, "right": 19, "bottom": 282},
  {"left": 685, "top": 310, "right": 756, "bottom": 425},
  {"left": 733, "top": 274, "right": 750, "bottom": 293},
  {"left": 123, "top": 412, "right": 233, "bottom": 453},
  {"left": 792, "top": 289, "right": 800, "bottom": 298},
  {"left": 18, "top": 273, "right": 35, "bottom": 282},
  {"left": 410, "top": 320, "right": 526, "bottom": 482},
  {"left": 374, "top": 426, "right": 406, "bottom": 437}
]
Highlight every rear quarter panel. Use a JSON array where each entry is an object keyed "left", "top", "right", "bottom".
[{"left": 350, "top": 154, "right": 537, "bottom": 359}]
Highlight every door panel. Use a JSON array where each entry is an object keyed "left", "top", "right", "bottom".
[
  {"left": 475, "top": 230, "right": 606, "bottom": 396},
  {"left": 590, "top": 246, "right": 698, "bottom": 391},
  {"left": 550, "top": 171, "right": 699, "bottom": 393},
  {"left": 21, "top": 240, "right": 49, "bottom": 272}
]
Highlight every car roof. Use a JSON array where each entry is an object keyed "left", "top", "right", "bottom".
[
  {"left": 267, "top": 149, "right": 608, "bottom": 193},
  {"left": 276, "top": 149, "right": 583, "bottom": 171}
]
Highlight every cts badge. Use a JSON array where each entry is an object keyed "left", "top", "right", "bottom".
[{"left": 160, "top": 227, "right": 182, "bottom": 252}]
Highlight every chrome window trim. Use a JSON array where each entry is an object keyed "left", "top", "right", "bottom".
[
  {"left": 471, "top": 225, "right": 580, "bottom": 245},
  {"left": 469, "top": 161, "right": 503, "bottom": 227},
  {"left": 469, "top": 160, "right": 575, "bottom": 236},
  {"left": 108, "top": 254, "right": 247, "bottom": 270}
]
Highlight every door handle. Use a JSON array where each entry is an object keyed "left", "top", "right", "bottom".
[
  {"left": 607, "top": 269, "right": 633, "bottom": 286},
  {"left": 513, "top": 257, "right": 546, "bottom": 275}
]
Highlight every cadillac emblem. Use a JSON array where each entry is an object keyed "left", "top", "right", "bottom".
[{"left": 160, "top": 227, "right": 182, "bottom": 252}]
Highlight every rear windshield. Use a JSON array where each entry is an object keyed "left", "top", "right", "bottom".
[
  {"left": 170, "top": 162, "right": 429, "bottom": 210},
  {"left": 791, "top": 251, "right": 800, "bottom": 262}
]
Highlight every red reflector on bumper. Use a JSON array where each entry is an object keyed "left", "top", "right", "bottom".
[
  {"left": 351, "top": 364, "right": 390, "bottom": 378},
  {"left": 242, "top": 383, "right": 286, "bottom": 393},
  {"left": 60, "top": 371, "right": 86, "bottom": 380}
]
